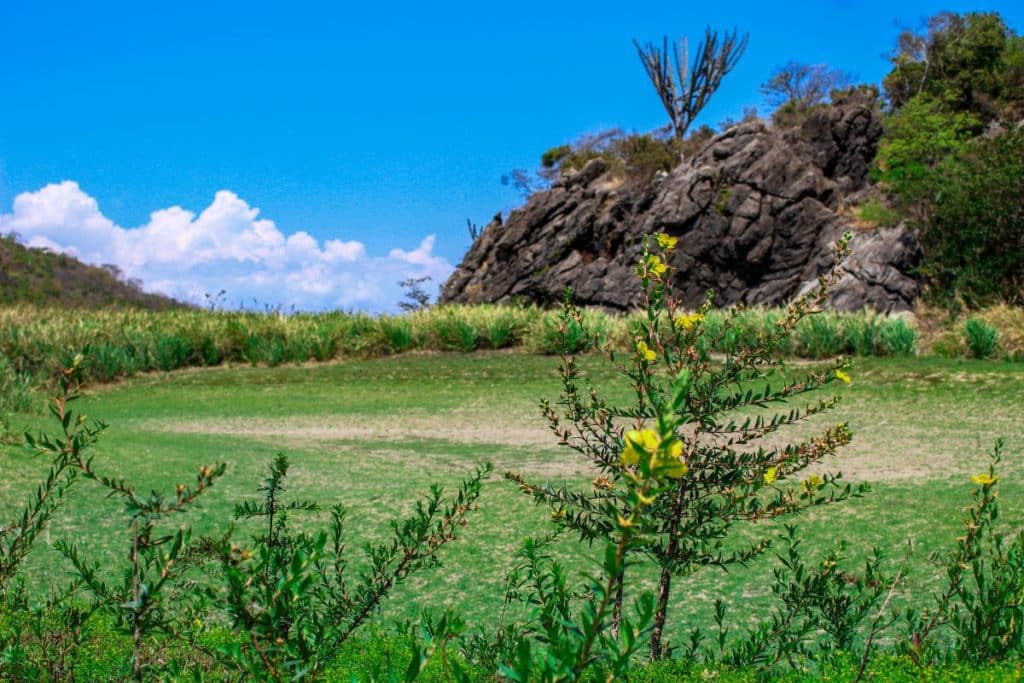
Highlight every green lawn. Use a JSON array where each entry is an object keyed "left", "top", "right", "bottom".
[{"left": 1, "top": 352, "right": 1022, "bottom": 644}]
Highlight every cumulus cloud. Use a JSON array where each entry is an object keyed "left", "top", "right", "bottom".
[{"left": 0, "top": 181, "right": 453, "bottom": 311}]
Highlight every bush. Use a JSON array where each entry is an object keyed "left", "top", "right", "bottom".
[
  {"left": 506, "top": 231, "right": 864, "bottom": 669},
  {"left": 538, "top": 129, "right": 679, "bottom": 185},
  {"left": 873, "top": 96, "right": 981, "bottom": 213},
  {"left": 918, "top": 128, "right": 1024, "bottom": 306},
  {"left": 794, "top": 313, "right": 844, "bottom": 358},
  {"left": 430, "top": 310, "right": 480, "bottom": 352},
  {"left": 3, "top": 358, "right": 489, "bottom": 681},
  {"left": 879, "top": 317, "right": 917, "bottom": 356},
  {"left": 853, "top": 199, "right": 902, "bottom": 227},
  {"left": 965, "top": 318, "right": 1000, "bottom": 359}
]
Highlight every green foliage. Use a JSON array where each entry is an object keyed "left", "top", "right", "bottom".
[
  {"left": 945, "top": 448, "right": 1024, "bottom": 662},
  {"left": 5, "top": 303, "right": 1019, "bottom": 412},
  {"left": 208, "top": 454, "right": 490, "bottom": 681},
  {"left": 883, "top": 12, "right": 1018, "bottom": 118},
  {"left": 853, "top": 198, "right": 902, "bottom": 227},
  {"left": 537, "top": 128, "right": 679, "bottom": 185},
  {"left": 0, "top": 356, "right": 34, "bottom": 443},
  {"left": 0, "top": 360, "right": 96, "bottom": 592},
  {"left": 0, "top": 355, "right": 490, "bottom": 681},
  {"left": 0, "top": 346, "right": 1022, "bottom": 678},
  {"left": 904, "top": 441, "right": 1024, "bottom": 664},
  {"left": 509, "top": 233, "right": 866, "bottom": 665},
  {"left": 965, "top": 318, "right": 1001, "bottom": 359},
  {"left": 918, "top": 128, "right": 1024, "bottom": 306},
  {"left": 431, "top": 310, "right": 480, "bottom": 352},
  {"left": 540, "top": 144, "right": 573, "bottom": 169},
  {"left": 873, "top": 96, "right": 981, "bottom": 209},
  {"left": 613, "top": 133, "right": 679, "bottom": 182},
  {"left": 876, "top": 11, "right": 1024, "bottom": 308},
  {"left": 712, "top": 527, "right": 894, "bottom": 672},
  {"left": 878, "top": 317, "right": 918, "bottom": 356},
  {"left": 498, "top": 534, "right": 655, "bottom": 682},
  {"left": 523, "top": 306, "right": 609, "bottom": 354}
]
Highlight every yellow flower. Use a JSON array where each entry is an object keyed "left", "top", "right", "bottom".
[
  {"left": 674, "top": 312, "right": 704, "bottom": 331},
  {"left": 636, "top": 341, "right": 657, "bottom": 363},
  {"left": 835, "top": 369, "right": 852, "bottom": 384},
  {"left": 763, "top": 467, "right": 778, "bottom": 485},
  {"left": 656, "top": 233, "right": 678, "bottom": 251},
  {"left": 636, "top": 490, "right": 658, "bottom": 506},
  {"left": 652, "top": 436, "right": 687, "bottom": 478},
  {"left": 658, "top": 457, "right": 689, "bottom": 479},
  {"left": 617, "top": 513, "right": 634, "bottom": 529},
  {"left": 620, "top": 429, "right": 687, "bottom": 479},
  {"left": 971, "top": 473, "right": 998, "bottom": 486},
  {"left": 803, "top": 474, "right": 824, "bottom": 491},
  {"left": 645, "top": 254, "right": 668, "bottom": 277},
  {"left": 621, "top": 428, "right": 660, "bottom": 466}
]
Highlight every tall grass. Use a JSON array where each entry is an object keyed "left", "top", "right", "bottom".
[{"left": 1, "top": 303, "right": 1019, "bottom": 393}]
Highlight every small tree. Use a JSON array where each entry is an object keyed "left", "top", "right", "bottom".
[
  {"left": 510, "top": 232, "right": 865, "bottom": 660},
  {"left": 398, "top": 276, "right": 433, "bottom": 312},
  {"left": 634, "top": 27, "right": 749, "bottom": 142},
  {"left": 760, "top": 61, "right": 854, "bottom": 110}
]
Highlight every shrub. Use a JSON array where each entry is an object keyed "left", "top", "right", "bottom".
[
  {"left": 904, "top": 441, "right": 1024, "bottom": 663},
  {"left": 380, "top": 316, "right": 415, "bottom": 353},
  {"left": 538, "top": 129, "right": 679, "bottom": 185},
  {"left": 207, "top": 454, "right": 489, "bottom": 681},
  {"left": 976, "top": 304, "right": 1024, "bottom": 360},
  {"left": 430, "top": 310, "right": 479, "bottom": 352},
  {"left": 853, "top": 199, "right": 902, "bottom": 227},
  {"left": 794, "top": 312, "right": 845, "bottom": 358},
  {"left": 965, "top": 318, "right": 1000, "bottom": 359},
  {"left": 6, "top": 357, "right": 490, "bottom": 681},
  {"left": 872, "top": 96, "right": 981, "bottom": 216},
  {"left": 879, "top": 317, "right": 918, "bottom": 356},
  {"left": 919, "top": 128, "right": 1024, "bottom": 306},
  {"left": 524, "top": 307, "right": 609, "bottom": 354},
  {"left": 508, "top": 231, "right": 865, "bottom": 665}
]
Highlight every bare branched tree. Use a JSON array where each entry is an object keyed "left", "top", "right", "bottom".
[
  {"left": 634, "top": 27, "right": 749, "bottom": 142},
  {"left": 397, "top": 276, "right": 432, "bottom": 311},
  {"left": 760, "top": 61, "right": 855, "bottom": 109}
]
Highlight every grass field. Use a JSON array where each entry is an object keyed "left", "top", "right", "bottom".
[{"left": 1, "top": 351, "right": 1022, "bottom": 647}]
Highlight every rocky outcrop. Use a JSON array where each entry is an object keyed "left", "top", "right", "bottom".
[{"left": 441, "top": 95, "right": 920, "bottom": 313}]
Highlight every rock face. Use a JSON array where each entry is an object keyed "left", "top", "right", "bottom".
[{"left": 441, "top": 95, "right": 921, "bottom": 313}]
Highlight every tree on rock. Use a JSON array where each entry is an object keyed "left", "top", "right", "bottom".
[
  {"left": 760, "top": 61, "right": 855, "bottom": 110},
  {"left": 883, "top": 11, "right": 1017, "bottom": 118},
  {"left": 634, "top": 27, "right": 749, "bottom": 142}
]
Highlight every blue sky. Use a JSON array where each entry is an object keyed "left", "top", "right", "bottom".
[{"left": 1, "top": 1, "right": 1021, "bottom": 310}]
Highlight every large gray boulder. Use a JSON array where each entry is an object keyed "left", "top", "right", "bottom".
[{"left": 441, "top": 96, "right": 919, "bottom": 313}]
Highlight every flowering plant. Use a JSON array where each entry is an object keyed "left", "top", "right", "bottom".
[{"left": 510, "top": 231, "right": 866, "bottom": 659}]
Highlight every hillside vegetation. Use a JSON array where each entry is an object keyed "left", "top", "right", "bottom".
[
  {"left": 476, "top": 11, "right": 1023, "bottom": 314},
  {"left": 0, "top": 233, "right": 183, "bottom": 309}
]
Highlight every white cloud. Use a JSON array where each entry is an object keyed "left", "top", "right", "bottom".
[{"left": 0, "top": 181, "right": 453, "bottom": 311}]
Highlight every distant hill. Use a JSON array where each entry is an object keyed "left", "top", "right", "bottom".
[{"left": 0, "top": 233, "right": 185, "bottom": 309}]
